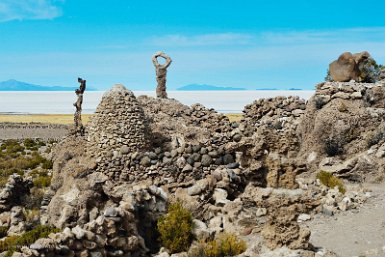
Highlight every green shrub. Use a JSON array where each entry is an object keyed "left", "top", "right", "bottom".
[
  {"left": 325, "top": 69, "right": 333, "bottom": 82},
  {"left": 41, "top": 159, "right": 53, "bottom": 169},
  {"left": 157, "top": 202, "right": 193, "bottom": 253},
  {"left": 0, "top": 226, "right": 8, "bottom": 238},
  {"left": 33, "top": 175, "right": 51, "bottom": 188},
  {"left": 317, "top": 171, "right": 346, "bottom": 194},
  {"left": 0, "top": 225, "right": 61, "bottom": 252},
  {"left": 358, "top": 58, "right": 382, "bottom": 83},
  {"left": 23, "top": 139, "right": 37, "bottom": 149},
  {"left": 189, "top": 233, "right": 247, "bottom": 257}
]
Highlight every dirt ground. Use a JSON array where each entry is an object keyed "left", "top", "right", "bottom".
[{"left": 307, "top": 183, "right": 385, "bottom": 257}]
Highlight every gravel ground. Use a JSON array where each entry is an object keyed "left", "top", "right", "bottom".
[
  {"left": 308, "top": 183, "right": 385, "bottom": 257},
  {"left": 0, "top": 123, "right": 68, "bottom": 140}
]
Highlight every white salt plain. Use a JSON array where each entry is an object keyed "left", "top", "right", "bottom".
[{"left": 0, "top": 90, "right": 315, "bottom": 114}]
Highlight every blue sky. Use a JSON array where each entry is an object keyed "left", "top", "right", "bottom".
[{"left": 0, "top": 0, "right": 385, "bottom": 90}]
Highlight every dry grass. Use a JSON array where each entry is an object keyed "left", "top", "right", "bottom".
[
  {"left": 1, "top": 113, "right": 243, "bottom": 124},
  {"left": 0, "top": 114, "right": 92, "bottom": 125},
  {"left": 226, "top": 113, "right": 243, "bottom": 122}
]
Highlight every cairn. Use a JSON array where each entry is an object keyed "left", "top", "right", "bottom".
[{"left": 87, "top": 84, "right": 151, "bottom": 177}]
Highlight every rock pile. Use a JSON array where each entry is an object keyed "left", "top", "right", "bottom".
[
  {"left": 12, "top": 79, "right": 385, "bottom": 257},
  {"left": 88, "top": 85, "right": 151, "bottom": 178},
  {"left": 26, "top": 185, "right": 167, "bottom": 257},
  {"left": 299, "top": 80, "right": 385, "bottom": 181},
  {"left": 0, "top": 174, "right": 31, "bottom": 212}
]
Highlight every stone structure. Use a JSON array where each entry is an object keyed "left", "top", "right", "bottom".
[
  {"left": 87, "top": 84, "right": 151, "bottom": 178},
  {"left": 7, "top": 78, "right": 385, "bottom": 256},
  {"left": 73, "top": 77, "right": 86, "bottom": 136},
  {"left": 152, "top": 51, "right": 172, "bottom": 98}
]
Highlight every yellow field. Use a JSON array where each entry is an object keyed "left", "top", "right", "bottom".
[
  {"left": 0, "top": 113, "right": 243, "bottom": 125},
  {"left": 0, "top": 114, "right": 92, "bottom": 125},
  {"left": 226, "top": 113, "right": 243, "bottom": 122}
]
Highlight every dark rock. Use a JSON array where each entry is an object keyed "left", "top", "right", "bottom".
[
  {"left": 191, "top": 153, "right": 201, "bottom": 162},
  {"left": 233, "top": 134, "right": 242, "bottom": 142},
  {"left": 215, "top": 156, "right": 223, "bottom": 165},
  {"left": 187, "top": 157, "right": 195, "bottom": 165},
  {"left": 226, "top": 162, "right": 239, "bottom": 169},
  {"left": 201, "top": 155, "right": 213, "bottom": 167},
  {"left": 192, "top": 145, "right": 201, "bottom": 153},
  {"left": 223, "top": 154, "right": 234, "bottom": 165}
]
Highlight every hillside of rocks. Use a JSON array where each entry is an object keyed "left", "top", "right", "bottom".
[{"left": 1, "top": 61, "right": 385, "bottom": 256}]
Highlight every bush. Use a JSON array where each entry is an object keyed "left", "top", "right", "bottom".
[
  {"left": 41, "top": 159, "right": 53, "bottom": 169},
  {"left": 189, "top": 234, "right": 247, "bottom": 257},
  {"left": 325, "top": 69, "right": 333, "bottom": 82},
  {"left": 23, "top": 209, "right": 40, "bottom": 226},
  {"left": 358, "top": 58, "right": 382, "bottom": 83},
  {"left": 33, "top": 175, "right": 51, "bottom": 188},
  {"left": 317, "top": 171, "right": 346, "bottom": 194},
  {"left": 0, "top": 226, "right": 8, "bottom": 238},
  {"left": 157, "top": 202, "right": 193, "bottom": 253},
  {"left": 0, "top": 225, "right": 60, "bottom": 252},
  {"left": 324, "top": 136, "right": 345, "bottom": 156}
]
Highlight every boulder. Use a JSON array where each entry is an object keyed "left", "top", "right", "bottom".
[{"left": 329, "top": 52, "right": 358, "bottom": 82}]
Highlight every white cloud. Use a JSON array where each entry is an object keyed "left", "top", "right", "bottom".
[
  {"left": 149, "top": 33, "right": 255, "bottom": 47},
  {"left": 149, "top": 27, "right": 385, "bottom": 48},
  {"left": 0, "top": 0, "right": 63, "bottom": 22}
]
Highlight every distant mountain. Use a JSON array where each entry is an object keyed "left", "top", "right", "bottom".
[
  {"left": 177, "top": 84, "right": 246, "bottom": 91},
  {"left": 288, "top": 88, "right": 303, "bottom": 91},
  {"left": 255, "top": 88, "right": 278, "bottom": 90},
  {"left": 0, "top": 79, "right": 92, "bottom": 91}
]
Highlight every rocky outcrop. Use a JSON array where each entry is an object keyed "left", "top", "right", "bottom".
[
  {"left": 16, "top": 80, "right": 385, "bottom": 256},
  {"left": 0, "top": 174, "right": 31, "bottom": 212},
  {"left": 329, "top": 51, "right": 380, "bottom": 82},
  {"left": 299, "top": 80, "right": 385, "bottom": 181}
]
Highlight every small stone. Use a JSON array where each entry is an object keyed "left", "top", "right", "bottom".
[
  {"left": 192, "top": 145, "right": 201, "bottom": 153},
  {"left": 256, "top": 208, "right": 267, "bottom": 217},
  {"left": 223, "top": 154, "right": 234, "bottom": 165},
  {"left": 233, "top": 134, "right": 242, "bottom": 142},
  {"left": 182, "top": 164, "right": 193, "bottom": 172},
  {"left": 226, "top": 162, "right": 239, "bottom": 169},
  {"left": 201, "top": 155, "right": 212, "bottom": 167},
  {"left": 297, "top": 213, "right": 311, "bottom": 222},
  {"left": 120, "top": 145, "right": 130, "bottom": 154},
  {"left": 140, "top": 156, "right": 151, "bottom": 167}
]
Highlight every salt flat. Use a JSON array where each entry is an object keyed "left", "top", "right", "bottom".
[{"left": 0, "top": 90, "right": 315, "bottom": 114}]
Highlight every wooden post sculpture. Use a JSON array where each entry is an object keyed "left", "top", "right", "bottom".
[
  {"left": 152, "top": 51, "right": 172, "bottom": 98},
  {"left": 73, "top": 77, "right": 86, "bottom": 136}
]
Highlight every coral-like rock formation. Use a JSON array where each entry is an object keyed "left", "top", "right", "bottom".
[
  {"left": 13, "top": 79, "right": 385, "bottom": 257},
  {"left": 329, "top": 51, "right": 380, "bottom": 82}
]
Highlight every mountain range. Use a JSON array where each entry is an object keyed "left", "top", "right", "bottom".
[
  {"left": 177, "top": 84, "right": 246, "bottom": 91},
  {"left": 0, "top": 79, "right": 81, "bottom": 91}
]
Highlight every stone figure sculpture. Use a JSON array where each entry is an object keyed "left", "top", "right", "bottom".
[
  {"left": 152, "top": 51, "right": 172, "bottom": 98},
  {"left": 73, "top": 77, "right": 86, "bottom": 135}
]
